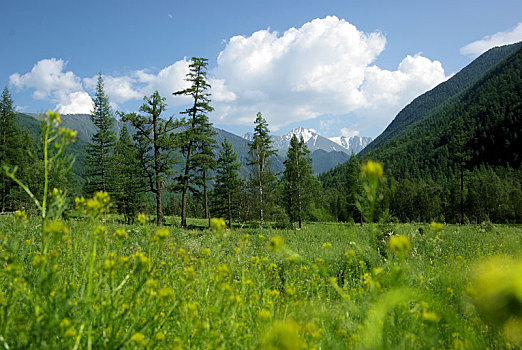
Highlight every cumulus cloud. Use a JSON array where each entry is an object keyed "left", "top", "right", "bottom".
[
  {"left": 84, "top": 75, "right": 141, "bottom": 104},
  {"left": 211, "top": 16, "right": 449, "bottom": 131},
  {"left": 10, "top": 16, "right": 450, "bottom": 131},
  {"left": 460, "top": 22, "right": 522, "bottom": 56},
  {"left": 134, "top": 59, "right": 192, "bottom": 106},
  {"left": 55, "top": 91, "right": 93, "bottom": 114},
  {"left": 9, "top": 58, "right": 82, "bottom": 99}
]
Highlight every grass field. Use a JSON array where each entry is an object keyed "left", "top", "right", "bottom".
[{"left": 1, "top": 205, "right": 521, "bottom": 349}]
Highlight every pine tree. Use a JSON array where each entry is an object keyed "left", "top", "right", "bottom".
[
  {"left": 282, "top": 135, "right": 314, "bottom": 228},
  {"left": 173, "top": 57, "right": 215, "bottom": 228},
  {"left": 0, "top": 87, "right": 30, "bottom": 212},
  {"left": 109, "top": 125, "right": 147, "bottom": 224},
  {"left": 122, "top": 91, "right": 178, "bottom": 225},
  {"left": 213, "top": 138, "right": 241, "bottom": 228},
  {"left": 84, "top": 73, "right": 116, "bottom": 194},
  {"left": 247, "top": 112, "right": 277, "bottom": 228}
]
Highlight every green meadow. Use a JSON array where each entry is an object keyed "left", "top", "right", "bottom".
[{"left": 1, "top": 208, "right": 521, "bottom": 349}]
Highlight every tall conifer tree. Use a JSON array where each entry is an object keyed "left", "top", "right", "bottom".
[
  {"left": 282, "top": 135, "right": 314, "bottom": 228},
  {"left": 173, "top": 57, "right": 215, "bottom": 228},
  {"left": 85, "top": 73, "right": 116, "bottom": 194},
  {"left": 248, "top": 112, "right": 276, "bottom": 228},
  {"left": 109, "top": 125, "right": 147, "bottom": 224},
  {"left": 0, "top": 87, "right": 29, "bottom": 212},
  {"left": 122, "top": 91, "right": 178, "bottom": 225},
  {"left": 213, "top": 138, "right": 241, "bottom": 228}
]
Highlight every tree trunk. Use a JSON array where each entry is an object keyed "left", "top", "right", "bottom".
[
  {"left": 460, "top": 166, "right": 464, "bottom": 225},
  {"left": 153, "top": 110, "right": 163, "bottom": 226},
  {"left": 227, "top": 192, "right": 232, "bottom": 229},
  {"left": 181, "top": 140, "right": 192, "bottom": 228},
  {"left": 203, "top": 169, "right": 210, "bottom": 228}
]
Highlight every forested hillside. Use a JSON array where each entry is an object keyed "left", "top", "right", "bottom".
[
  {"left": 361, "top": 42, "right": 522, "bottom": 155},
  {"left": 321, "top": 43, "right": 522, "bottom": 224}
]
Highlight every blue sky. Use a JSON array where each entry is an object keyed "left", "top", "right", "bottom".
[{"left": 1, "top": 0, "right": 521, "bottom": 139}]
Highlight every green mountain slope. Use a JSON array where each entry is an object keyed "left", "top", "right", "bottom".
[
  {"left": 360, "top": 41, "right": 522, "bottom": 156},
  {"left": 362, "top": 44, "right": 521, "bottom": 178}
]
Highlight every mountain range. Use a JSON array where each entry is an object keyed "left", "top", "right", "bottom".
[
  {"left": 16, "top": 113, "right": 371, "bottom": 177},
  {"left": 243, "top": 127, "right": 371, "bottom": 155}
]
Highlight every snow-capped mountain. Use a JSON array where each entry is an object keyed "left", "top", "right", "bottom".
[
  {"left": 243, "top": 127, "right": 372, "bottom": 155},
  {"left": 328, "top": 135, "right": 373, "bottom": 155}
]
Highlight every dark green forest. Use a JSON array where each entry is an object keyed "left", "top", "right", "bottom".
[{"left": 2, "top": 44, "right": 522, "bottom": 225}]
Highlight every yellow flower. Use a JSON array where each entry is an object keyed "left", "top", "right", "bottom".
[
  {"left": 389, "top": 235, "right": 412, "bottom": 257},
  {"left": 154, "top": 228, "right": 169, "bottom": 240},
  {"left": 210, "top": 217, "right": 226, "bottom": 231},
  {"left": 14, "top": 210, "right": 27, "bottom": 221},
  {"left": 260, "top": 320, "right": 305, "bottom": 350},
  {"left": 130, "top": 332, "right": 147, "bottom": 345},
  {"left": 115, "top": 229, "right": 127, "bottom": 239},
  {"left": 470, "top": 255, "right": 522, "bottom": 334},
  {"left": 257, "top": 309, "right": 272, "bottom": 321},
  {"left": 44, "top": 221, "right": 69, "bottom": 237},
  {"left": 268, "top": 236, "right": 284, "bottom": 251},
  {"left": 154, "top": 332, "right": 166, "bottom": 341},
  {"left": 431, "top": 221, "right": 444, "bottom": 234},
  {"left": 322, "top": 242, "right": 332, "bottom": 249},
  {"left": 361, "top": 161, "right": 383, "bottom": 180},
  {"left": 137, "top": 213, "right": 147, "bottom": 225}
]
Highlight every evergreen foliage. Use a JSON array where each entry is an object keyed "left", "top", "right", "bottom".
[
  {"left": 0, "top": 87, "right": 33, "bottom": 212},
  {"left": 109, "top": 126, "right": 147, "bottom": 224},
  {"left": 282, "top": 135, "right": 314, "bottom": 228},
  {"left": 248, "top": 112, "right": 277, "bottom": 228},
  {"left": 173, "top": 57, "right": 215, "bottom": 228},
  {"left": 84, "top": 73, "right": 116, "bottom": 195},
  {"left": 122, "top": 91, "right": 178, "bottom": 225},
  {"left": 212, "top": 138, "right": 242, "bottom": 228}
]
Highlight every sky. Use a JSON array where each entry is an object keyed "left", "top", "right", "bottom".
[{"left": 1, "top": 0, "right": 521, "bottom": 139}]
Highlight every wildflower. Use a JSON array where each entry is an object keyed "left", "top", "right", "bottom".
[
  {"left": 345, "top": 249, "right": 356, "bottom": 258},
  {"left": 431, "top": 222, "right": 444, "bottom": 234},
  {"left": 257, "top": 309, "right": 272, "bottom": 321},
  {"left": 268, "top": 236, "right": 284, "bottom": 251},
  {"left": 137, "top": 213, "right": 147, "bottom": 225},
  {"left": 115, "top": 228, "right": 127, "bottom": 239},
  {"left": 361, "top": 161, "right": 383, "bottom": 181},
  {"left": 154, "top": 228, "right": 169, "bottom": 241},
  {"left": 130, "top": 332, "right": 147, "bottom": 345},
  {"left": 389, "top": 235, "right": 412, "bottom": 257},
  {"left": 94, "top": 225, "right": 107, "bottom": 236},
  {"left": 158, "top": 287, "right": 175, "bottom": 299},
  {"left": 32, "top": 255, "right": 47, "bottom": 267},
  {"left": 14, "top": 210, "right": 27, "bottom": 221},
  {"left": 210, "top": 217, "right": 226, "bottom": 232},
  {"left": 470, "top": 255, "right": 522, "bottom": 339},
  {"left": 322, "top": 242, "right": 332, "bottom": 249},
  {"left": 44, "top": 221, "right": 69, "bottom": 237},
  {"left": 104, "top": 259, "right": 116, "bottom": 270},
  {"left": 133, "top": 252, "right": 151, "bottom": 271},
  {"left": 201, "top": 248, "right": 211, "bottom": 256},
  {"left": 422, "top": 310, "right": 441, "bottom": 323},
  {"left": 64, "top": 327, "right": 77, "bottom": 338},
  {"left": 154, "top": 332, "right": 166, "bottom": 341},
  {"left": 260, "top": 320, "right": 305, "bottom": 350}
]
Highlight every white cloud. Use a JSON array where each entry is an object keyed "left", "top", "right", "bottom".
[
  {"left": 84, "top": 75, "right": 141, "bottom": 104},
  {"left": 9, "top": 58, "right": 92, "bottom": 114},
  {"left": 211, "top": 16, "right": 449, "bottom": 131},
  {"left": 460, "top": 22, "right": 522, "bottom": 56},
  {"left": 55, "top": 91, "right": 93, "bottom": 114},
  {"left": 340, "top": 128, "right": 359, "bottom": 138},
  {"left": 135, "top": 59, "right": 192, "bottom": 106},
  {"left": 9, "top": 58, "right": 82, "bottom": 99}
]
